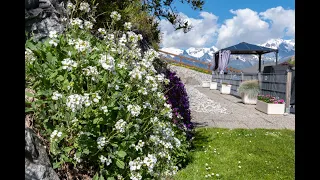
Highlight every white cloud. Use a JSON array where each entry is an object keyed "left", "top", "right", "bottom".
[
  {"left": 215, "top": 7, "right": 295, "bottom": 49},
  {"left": 259, "top": 6, "right": 295, "bottom": 37},
  {"left": 160, "top": 6, "right": 295, "bottom": 49},
  {"left": 216, "top": 8, "right": 271, "bottom": 48},
  {"left": 159, "top": 12, "right": 219, "bottom": 49}
]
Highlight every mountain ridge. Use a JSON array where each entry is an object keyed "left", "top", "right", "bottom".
[{"left": 159, "top": 38, "right": 295, "bottom": 70}]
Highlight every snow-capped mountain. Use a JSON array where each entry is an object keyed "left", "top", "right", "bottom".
[{"left": 159, "top": 38, "right": 295, "bottom": 70}]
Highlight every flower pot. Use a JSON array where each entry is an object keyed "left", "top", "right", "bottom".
[
  {"left": 220, "top": 84, "right": 231, "bottom": 94},
  {"left": 255, "top": 100, "right": 285, "bottom": 115},
  {"left": 202, "top": 81, "right": 210, "bottom": 88},
  {"left": 241, "top": 93, "right": 257, "bottom": 105},
  {"left": 210, "top": 82, "right": 218, "bottom": 90}
]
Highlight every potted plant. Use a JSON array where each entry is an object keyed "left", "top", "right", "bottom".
[
  {"left": 210, "top": 80, "right": 218, "bottom": 90},
  {"left": 256, "top": 95, "right": 285, "bottom": 114},
  {"left": 238, "top": 80, "right": 259, "bottom": 104},
  {"left": 220, "top": 82, "right": 232, "bottom": 94},
  {"left": 202, "top": 80, "right": 210, "bottom": 88}
]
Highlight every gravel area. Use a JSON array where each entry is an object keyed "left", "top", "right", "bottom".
[{"left": 169, "top": 65, "right": 295, "bottom": 130}]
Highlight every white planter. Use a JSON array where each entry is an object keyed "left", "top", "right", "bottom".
[
  {"left": 210, "top": 82, "right": 218, "bottom": 90},
  {"left": 241, "top": 93, "right": 257, "bottom": 105},
  {"left": 255, "top": 100, "right": 285, "bottom": 115},
  {"left": 220, "top": 84, "right": 231, "bottom": 94},
  {"left": 202, "top": 81, "right": 210, "bottom": 88}
]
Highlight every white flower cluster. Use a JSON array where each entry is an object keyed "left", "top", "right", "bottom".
[
  {"left": 117, "top": 61, "right": 127, "bottom": 69},
  {"left": 99, "top": 155, "right": 112, "bottom": 166},
  {"left": 110, "top": 11, "right": 121, "bottom": 21},
  {"left": 127, "top": 31, "right": 140, "bottom": 44},
  {"left": 70, "top": 18, "right": 83, "bottom": 29},
  {"left": 25, "top": 48, "right": 36, "bottom": 62},
  {"left": 127, "top": 104, "right": 141, "bottom": 117},
  {"left": 143, "top": 102, "right": 152, "bottom": 109},
  {"left": 84, "top": 20, "right": 93, "bottom": 29},
  {"left": 115, "top": 119, "right": 127, "bottom": 133},
  {"left": 144, "top": 49, "right": 158, "bottom": 61},
  {"left": 101, "top": 106, "right": 108, "bottom": 113},
  {"left": 83, "top": 66, "right": 99, "bottom": 80},
  {"left": 129, "top": 67, "right": 147, "bottom": 81},
  {"left": 124, "top": 22, "right": 132, "bottom": 30},
  {"left": 99, "top": 54, "right": 115, "bottom": 71},
  {"left": 98, "top": 28, "right": 106, "bottom": 35},
  {"left": 138, "top": 88, "right": 147, "bottom": 95},
  {"left": 97, "top": 136, "right": 107, "bottom": 150},
  {"left": 62, "top": 58, "right": 78, "bottom": 71},
  {"left": 67, "top": 2, "right": 75, "bottom": 10},
  {"left": 74, "top": 38, "right": 91, "bottom": 52},
  {"left": 129, "top": 157, "right": 143, "bottom": 171},
  {"left": 106, "top": 34, "right": 115, "bottom": 41},
  {"left": 49, "top": 30, "right": 58, "bottom": 38},
  {"left": 52, "top": 91, "right": 63, "bottom": 100},
  {"left": 131, "top": 140, "right": 145, "bottom": 151},
  {"left": 50, "top": 130, "right": 62, "bottom": 141},
  {"left": 66, "top": 93, "right": 93, "bottom": 112},
  {"left": 129, "top": 154, "right": 157, "bottom": 178},
  {"left": 48, "top": 30, "right": 59, "bottom": 46},
  {"left": 130, "top": 172, "right": 142, "bottom": 180},
  {"left": 74, "top": 153, "right": 82, "bottom": 163},
  {"left": 162, "top": 102, "right": 173, "bottom": 119},
  {"left": 79, "top": 2, "right": 90, "bottom": 12},
  {"left": 143, "top": 154, "right": 157, "bottom": 172}
]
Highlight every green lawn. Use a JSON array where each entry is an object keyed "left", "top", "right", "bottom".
[{"left": 174, "top": 128, "right": 295, "bottom": 180}]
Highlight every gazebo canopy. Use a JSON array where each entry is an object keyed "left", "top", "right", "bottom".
[{"left": 213, "top": 42, "right": 279, "bottom": 72}]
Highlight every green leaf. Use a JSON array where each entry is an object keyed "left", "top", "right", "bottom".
[
  {"left": 107, "top": 177, "right": 114, "bottom": 180},
  {"left": 46, "top": 52, "right": 53, "bottom": 61},
  {"left": 116, "top": 159, "right": 125, "bottom": 169},
  {"left": 93, "top": 118, "right": 103, "bottom": 124},
  {"left": 49, "top": 71, "right": 58, "bottom": 79},
  {"left": 111, "top": 143, "right": 118, "bottom": 147},
  {"left": 26, "top": 41, "right": 37, "bottom": 51},
  {"left": 25, "top": 91, "right": 34, "bottom": 97},
  {"left": 99, "top": 175, "right": 105, "bottom": 180},
  {"left": 83, "top": 148, "right": 90, "bottom": 155},
  {"left": 52, "top": 161, "right": 62, "bottom": 169},
  {"left": 93, "top": 173, "right": 99, "bottom": 180},
  {"left": 117, "top": 151, "right": 127, "bottom": 158},
  {"left": 90, "top": 54, "right": 98, "bottom": 59},
  {"left": 25, "top": 108, "right": 34, "bottom": 113},
  {"left": 57, "top": 75, "right": 64, "bottom": 82},
  {"left": 63, "top": 147, "right": 73, "bottom": 153}
]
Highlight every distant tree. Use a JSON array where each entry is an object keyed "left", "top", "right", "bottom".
[{"left": 141, "top": 0, "right": 205, "bottom": 32}]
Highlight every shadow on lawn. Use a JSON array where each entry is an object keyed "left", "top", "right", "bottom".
[{"left": 181, "top": 129, "right": 211, "bottom": 167}]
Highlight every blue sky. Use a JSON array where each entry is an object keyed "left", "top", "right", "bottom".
[
  {"left": 160, "top": 0, "right": 295, "bottom": 49},
  {"left": 173, "top": 0, "right": 295, "bottom": 21}
]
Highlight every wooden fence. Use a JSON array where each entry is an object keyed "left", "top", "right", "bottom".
[{"left": 212, "top": 71, "right": 293, "bottom": 113}]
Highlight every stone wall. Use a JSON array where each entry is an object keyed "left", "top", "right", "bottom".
[
  {"left": 25, "top": 0, "right": 67, "bottom": 41},
  {"left": 168, "top": 65, "right": 212, "bottom": 85}
]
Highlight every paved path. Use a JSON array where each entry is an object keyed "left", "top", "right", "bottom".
[
  {"left": 169, "top": 65, "right": 295, "bottom": 130},
  {"left": 189, "top": 86, "right": 295, "bottom": 130}
]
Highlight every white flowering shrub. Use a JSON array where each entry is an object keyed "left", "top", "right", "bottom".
[{"left": 25, "top": 2, "right": 189, "bottom": 179}]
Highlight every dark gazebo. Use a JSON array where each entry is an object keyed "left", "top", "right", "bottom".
[{"left": 213, "top": 42, "right": 278, "bottom": 72}]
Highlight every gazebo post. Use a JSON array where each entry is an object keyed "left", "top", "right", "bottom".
[
  {"left": 258, "top": 54, "right": 262, "bottom": 73},
  {"left": 276, "top": 50, "right": 278, "bottom": 65}
]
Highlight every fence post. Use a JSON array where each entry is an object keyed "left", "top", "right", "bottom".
[
  {"left": 241, "top": 72, "right": 244, "bottom": 82},
  {"left": 257, "top": 72, "right": 262, "bottom": 90},
  {"left": 285, "top": 71, "right": 292, "bottom": 113}
]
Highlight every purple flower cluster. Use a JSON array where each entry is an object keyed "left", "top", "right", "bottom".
[
  {"left": 165, "top": 70, "right": 193, "bottom": 138},
  {"left": 258, "top": 95, "right": 285, "bottom": 104}
]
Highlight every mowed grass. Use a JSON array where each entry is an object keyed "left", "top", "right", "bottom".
[{"left": 174, "top": 128, "right": 295, "bottom": 180}]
